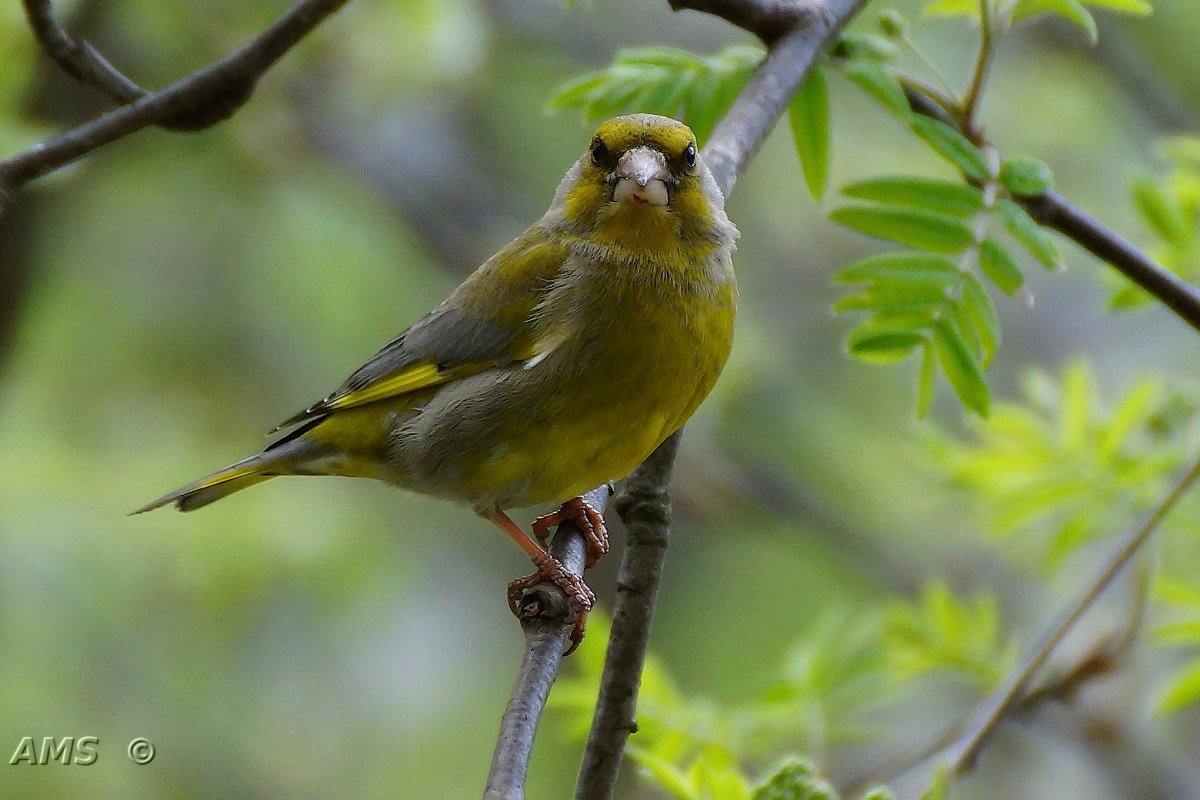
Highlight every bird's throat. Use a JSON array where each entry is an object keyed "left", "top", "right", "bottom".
[{"left": 592, "top": 202, "right": 680, "bottom": 253}]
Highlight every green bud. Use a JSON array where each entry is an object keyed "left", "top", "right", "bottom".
[
  {"left": 999, "top": 156, "right": 1054, "bottom": 197},
  {"left": 878, "top": 9, "right": 908, "bottom": 38}
]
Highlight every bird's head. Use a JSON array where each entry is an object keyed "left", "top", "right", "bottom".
[{"left": 549, "top": 114, "right": 734, "bottom": 257}]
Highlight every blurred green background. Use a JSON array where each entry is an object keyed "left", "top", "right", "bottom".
[{"left": 1, "top": 0, "right": 1199, "bottom": 797}]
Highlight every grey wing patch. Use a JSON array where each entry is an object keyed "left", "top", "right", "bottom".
[{"left": 271, "top": 307, "right": 521, "bottom": 431}]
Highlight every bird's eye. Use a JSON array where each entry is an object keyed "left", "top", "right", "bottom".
[
  {"left": 683, "top": 143, "right": 697, "bottom": 168},
  {"left": 590, "top": 139, "right": 608, "bottom": 166}
]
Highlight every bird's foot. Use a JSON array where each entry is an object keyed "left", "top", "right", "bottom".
[
  {"left": 531, "top": 495, "right": 610, "bottom": 566},
  {"left": 507, "top": 549, "right": 595, "bottom": 654}
]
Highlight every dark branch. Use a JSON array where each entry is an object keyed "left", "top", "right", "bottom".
[
  {"left": 699, "top": 0, "right": 870, "bottom": 197},
  {"left": 1020, "top": 189, "right": 1200, "bottom": 334},
  {"left": 668, "top": 0, "right": 825, "bottom": 46},
  {"left": 901, "top": 82, "right": 1200, "bottom": 335},
  {"left": 574, "top": 433, "right": 680, "bottom": 800},
  {"left": 484, "top": 484, "right": 611, "bottom": 800},
  {"left": 0, "top": 0, "right": 350, "bottom": 198},
  {"left": 22, "top": 0, "right": 146, "bottom": 104}
]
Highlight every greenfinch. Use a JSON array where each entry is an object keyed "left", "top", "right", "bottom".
[{"left": 136, "top": 113, "right": 738, "bottom": 627}]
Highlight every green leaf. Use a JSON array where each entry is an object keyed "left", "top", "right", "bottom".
[
  {"left": 948, "top": 295, "right": 981, "bottom": 360},
  {"left": 910, "top": 116, "right": 990, "bottom": 181},
  {"left": 995, "top": 198, "right": 1061, "bottom": 269},
  {"left": 853, "top": 278, "right": 951, "bottom": 307},
  {"left": 831, "top": 205, "right": 976, "bottom": 253},
  {"left": 842, "top": 176, "right": 984, "bottom": 217},
  {"left": 977, "top": 239, "right": 1025, "bottom": 295},
  {"left": 1097, "top": 380, "right": 1160, "bottom": 460},
  {"left": 933, "top": 360, "right": 1185, "bottom": 560},
  {"left": 1153, "top": 620, "right": 1200, "bottom": 644},
  {"left": 922, "top": 0, "right": 980, "bottom": 17},
  {"left": 884, "top": 582, "right": 1010, "bottom": 687},
  {"left": 1107, "top": 282, "right": 1151, "bottom": 310},
  {"left": 1132, "top": 177, "right": 1191, "bottom": 245},
  {"left": 1060, "top": 361, "right": 1094, "bottom": 451},
  {"left": 1010, "top": 0, "right": 1098, "bottom": 43},
  {"left": 1082, "top": 0, "right": 1152, "bottom": 14},
  {"left": 836, "top": 252, "right": 962, "bottom": 283},
  {"left": 916, "top": 341, "right": 936, "bottom": 418},
  {"left": 999, "top": 156, "right": 1054, "bottom": 197},
  {"left": 859, "top": 789, "right": 896, "bottom": 800},
  {"left": 790, "top": 67, "right": 831, "bottom": 199},
  {"left": 1157, "top": 660, "right": 1200, "bottom": 714},
  {"left": 633, "top": 77, "right": 690, "bottom": 119},
  {"left": 754, "top": 758, "right": 836, "bottom": 800},
  {"left": 922, "top": 765, "right": 953, "bottom": 800},
  {"left": 835, "top": 32, "right": 901, "bottom": 61},
  {"left": 934, "top": 319, "right": 990, "bottom": 415},
  {"left": 833, "top": 293, "right": 944, "bottom": 315},
  {"left": 877, "top": 9, "right": 909, "bottom": 38},
  {"left": 961, "top": 273, "right": 1001, "bottom": 364},
  {"left": 847, "top": 325, "right": 927, "bottom": 363},
  {"left": 842, "top": 60, "right": 912, "bottom": 121},
  {"left": 629, "top": 746, "right": 697, "bottom": 799},
  {"left": 547, "top": 45, "right": 762, "bottom": 140}
]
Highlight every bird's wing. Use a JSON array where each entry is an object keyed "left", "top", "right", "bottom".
[{"left": 273, "top": 231, "right": 567, "bottom": 430}]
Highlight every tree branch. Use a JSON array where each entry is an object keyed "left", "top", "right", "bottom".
[
  {"left": 901, "top": 83, "right": 1200, "bottom": 335},
  {"left": 571, "top": 3, "right": 868, "bottom": 798},
  {"left": 1019, "top": 189, "right": 1200, "bottom": 333},
  {"left": 574, "top": 432, "right": 681, "bottom": 800},
  {"left": 0, "top": 0, "right": 350, "bottom": 206},
  {"left": 22, "top": 0, "right": 146, "bottom": 105},
  {"left": 960, "top": 0, "right": 994, "bottom": 141},
  {"left": 700, "top": 0, "right": 869, "bottom": 197},
  {"left": 484, "top": 484, "right": 612, "bottom": 800},
  {"left": 667, "top": 0, "right": 823, "bottom": 46}
]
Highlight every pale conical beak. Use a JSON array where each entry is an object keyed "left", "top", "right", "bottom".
[{"left": 612, "top": 146, "right": 671, "bottom": 206}]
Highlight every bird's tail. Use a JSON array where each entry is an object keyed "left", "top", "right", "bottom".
[{"left": 130, "top": 453, "right": 278, "bottom": 514}]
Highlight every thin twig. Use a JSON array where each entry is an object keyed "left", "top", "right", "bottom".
[
  {"left": 959, "top": 0, "right": 994, "bottom": 142},
  {"left": 901, "top": 81, "right": 1200, "bottom": 335},
  {"left": 846, "top": 554, "right": 1153, "bottom": 797},
  {"left": 485, "top": 484, "right": 612, "bottom": 800},
  {"left": 1020, "top": 189, "right": 1200, "bottom": 334},
  {"left": 0, "top": 0, "right": 350, "bottom": 199},
  {"left": 892, "top": 453, "right": 1200, "bottom": 798},
  {"left": 1016, "top": 562, "right": 1150, "bottom": 714},
  {"left": 22, "top": 0, "right": 146, "bottom": 104}
]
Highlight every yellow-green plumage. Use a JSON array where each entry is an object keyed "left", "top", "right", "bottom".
[{"left": 135, "top": 114, "right": 737, "bottom": 520}]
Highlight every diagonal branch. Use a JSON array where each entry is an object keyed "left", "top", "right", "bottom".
[
  {"left": 574, "top": 432, "right": 681, "bottom": 800},
  {"left": 0, "top": 0, "right": 350, "bottom": 207},
  {"left": 880, "top": 453, "right": 1200, "bottom": 800},
  {"left": 485, "top": 484, "right": 612, "bottom": 800},
  {"left": 946, "top": 455, "right": 1200, "bottom": 776},
  {"left": 903, "top": 84, "right": 1200, "bottom": 335},
  {"left": 1020, "top": 189, "right": 1200, "bottom": 333},
  {"left": 22, "top": 0, "right": 146, "bottom": 105}
]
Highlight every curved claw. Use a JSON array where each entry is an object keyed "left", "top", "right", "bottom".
[
  {"left": 507, "top": 556, "right": 595, "bottom": 654},
  {"left": 532, "top": 496, "right": 610, "bottom": 566}
]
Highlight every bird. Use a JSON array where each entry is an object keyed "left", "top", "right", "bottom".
[{"left": 134, "top": 113, "right": 739, "bottom": 643}]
